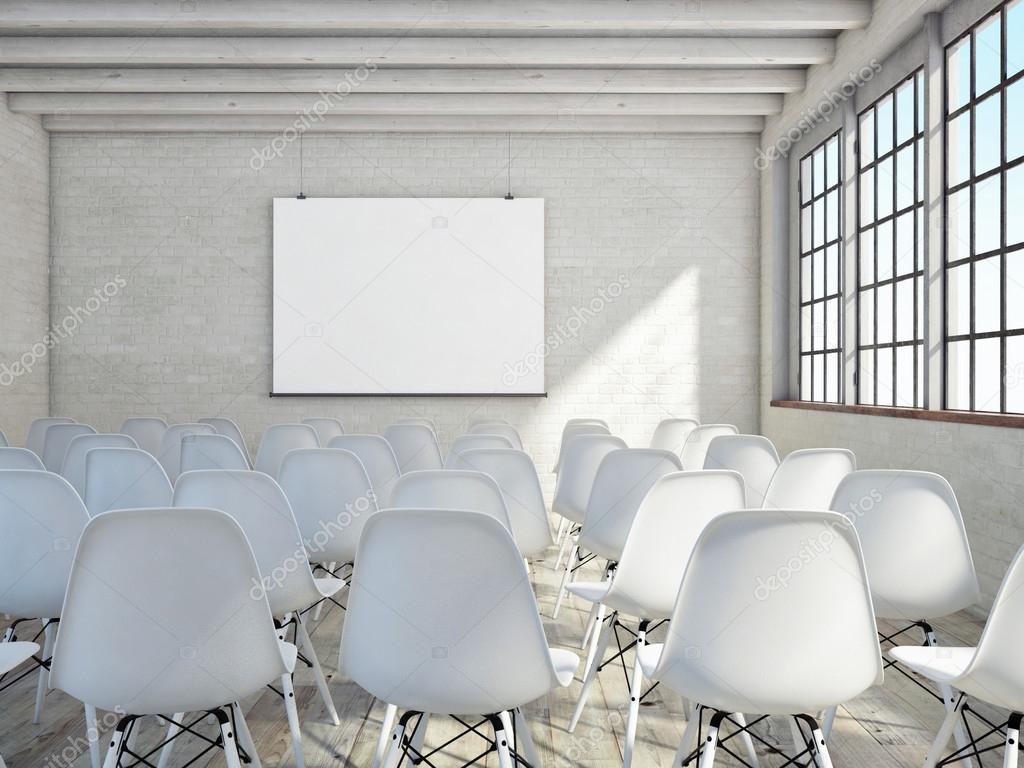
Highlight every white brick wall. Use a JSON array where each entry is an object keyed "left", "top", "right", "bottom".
[
  {"left": 50, "top": 132, "right": 761, "bottom": 492},
  {"left": 0, "top": 94, "right": 49, "bottom": 446}
]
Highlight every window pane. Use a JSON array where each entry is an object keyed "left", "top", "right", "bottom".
[
  {"left": 975, "top": 255, "right": 1002, "bottom": 334},
  {"left": 813, "top": 146, "right": 825, "bottom": 196},
  {"left": 812, "top": 353, "right": 825, "bottom": 400},
  {"left": 860, "top": 110, "right": 875, "bottom": 167},
  {"left": 813, "top": 248, "right": 825, "bottom": 298},
  {"left": 948, "top": 262, "right": 971, "bottom": 336},
  {"left": 876, "top": 347, "right": 894, "bottom": 406},
  {"left": 1009, "top": 79, "right": 1024, "bottom": 162},
  {"left": 1010, "top": 0, "right": 1024, "bottom": 78},
  {"left": 860, "top": 229, "right": 875, "bottom": 284},
  {"left": 801, "top": 205, "right": 812, "bottom": 253},
  {"left": 917, "top": 138, "right": 925, "bottom": 202},
  {"left": 975, "top": 177, "right": 1002, "bottom": 254},
  {"left": 1007, "top": 249, "right": 1024, "bottom": 329},
  {"left": 877, "top": 94, "right": 894, "bottom": 157},
  {"left": 896, "top": 144, "right": 915, "bottom": 211},
  {"left": 826, "top": 352, "right": 840, "bottom": 402},
  {"left": 812, "top": 301, "right": 825, "bottom": 350},
  {"left": 826, "top": 297, "right": 840, "bottom": 348},
  {"left": 826, "top": 135, "right": 839, "bottom": 189},
  {"left": 947, "top": 187, "right": 972, "bottom": 262},
  {"left": 1008, "top": 164, "right": 1024, "bottom": 246},
  {"left": 801, "top": 306, "right": 812, "bottom": 351},
  {"left": 895, "top": 211, "right": 915, "bottom": 276},
  {"left": 813, "top": 197, "right": 825, "bottom": 248},
  {"left": 801, "top": 357, "right": 812, "bottom": 397},
  {"left": 948, "top": 36, "right": 972, "bottom": 113},
  {"left": 896, "top": 79, "right": 916, "bottom": 145},
  {"left": 801, "top": 256, "right": 812, "bottom": 303},
  {"left": 975, "top": 14, "right": 1002, "bottom": 96},
  {"left": 948, "top": 110, "right": 972, "bottom": 187},
  {"left": 877, "top": 283, "right": 893, "bottom": 344},
  {"left": 859, "top": 350, "right": 876, "bottom": 404},
  {"left": 975, "top": 91, "right": 1002, "bottom": 176},
  {"left": 1006, "top": 335, "right": 1024, "bottom": 413},
  {"left": 826, "top": 190, "right": 839, "bottom": 244},
  {"left": 896, "top": 345, "right": 915, "bottom": 406},
  {"left": 947, "top": 339, "right": 971, "bottom": 409},
  {"left": 877, "top": 156, "right": 894, "bottom": 218},
  {"left": 826, "top": 244, "right": 840, "bottom": 296},
  {"left": 801, "top": 156, "right": 813, "bottom": 202},
  {"left": 877, "top": 219, "right": 893, "bottom": 281},
  {"left": 860, "top": 287, "right": 875, "bottom": 343},
  {"left": 860, "top": 168, "right": 875, "bottom": 226},
  {"left": 975, "top": 337, "right": 1002, "bottom": 411},
  {"left": 896, "top": 278, "right": 915, "bottom": 342}
]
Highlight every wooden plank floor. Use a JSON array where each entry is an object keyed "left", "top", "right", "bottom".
[{"left": 0, "top": 544, "right": 993, "bottom": 768}]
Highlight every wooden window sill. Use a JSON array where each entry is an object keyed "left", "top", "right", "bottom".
[{"left": 769, "top": 400, "right": 1024, "bottom": 429}]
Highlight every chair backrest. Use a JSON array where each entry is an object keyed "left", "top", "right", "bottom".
[
  {"left": 391, "top": 470, "right": 513, "bottom": 532},
  {"left": 198, "top": 417, "right": 252, "bottom": 468},
  {"left": 0, "top": 447, "right": 45, "bottom": 470},
  {"left": 566, "top": 417, "right": 609, "bottom": 429},
  {"left": 551, "top": 434, "right": 628, "bottom": 525},
  {"left": 158, "top": 423, "right": 217, "bottom": 482},
  {"left": 254, "top": 423, "right": 319, "bottom": 478},
  {"left": 468, "top": 422, "right": 523, "bottom": 450},
  {"left": 445, "top": 434, "right": 515, "bottom": 466},
  {"left": 327, "top": 435, "right": 402, "bottom": 508},
  {"left": 0, "top": 428, "right": 7, "bottom": 447},
  {"left": 278, "top": 448, "right": 379, "bottom": 565},
  {"left": 383, "top": 423, "right": 444, "bottom": 473},
  {"left": 763, "top": 448, "right": 856, "bottom": 510},
  {"left": 703, "top": 434, "right": 780, "bottom": 508},
  {"left": 61, "top": 433, "right": 139, "bottom": 497},
  {"left": 173, "top": 469, "right": 320, "bottom": 616},
  {"left": 609, "top": 471, "right": 746, "bottom": 618},
  {"left": 396, "top": 417, "right": 437, "bottom": 431},
  {"left": 648, "top": 417, "right": 700, "bottom": 454},
  {"left": 578, "top": 448, "right": 682, "bottom": 563},
  {"left": 0, "top": 470, "right": 90, "bottom": 619},
  {"left": 468, "top": 417, "right": 511, "bottom": 428},
  {"left": 831, "top": 470, "right": 980, "bottom": 620},
  {"left": 180, "top": 433, "right": 250, "bottom": 472},
  {"left": 42, "top": 423, "right": 97, "bottom": 472},
  {"left": 342, "top": 508, "right": 557, "bottom": 714},
  {"left": 552, "top": 422, "right": 612, "bottom": 473},
  {"left": 654, "top": 509, "right": 882, "bottom": 715},
  {"left": 84, "top": 447, "right": 173, "bottom": 516},
  {"left": 119, "top": 417, "right": 167, "bottom": 456},
  {"left": 302, "top": 417, "right": 345, "bottom": 445},
  {"left": 679, "top": 424, "right": 738, "bottom": 470},
  {"left": 26, "top": 417, "right": 75, "bottom": 458},
  {"left": 448, "top": 448, "right": 552, "bottom": 558},
  {"left": 50, "top": 507, "right": 289, "bottom": 715}
]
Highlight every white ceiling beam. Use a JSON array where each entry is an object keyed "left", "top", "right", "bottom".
[
  {"left": 0, "top": 36, "right": 835, "bottom": 67},
  {"left": 0, "top": 67, "right": 806, "bottom": 93},
  {"left": 0, "top": 1, "right": 872, "bottom": 35},
  {"left": 40, "top": 113, "right": 765, "bottom": 133},
  {"left": 10, "top": 92, "right": 783, "bottom": 117}
]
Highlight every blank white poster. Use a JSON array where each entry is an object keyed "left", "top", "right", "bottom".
[{"left": 272, "top": 197, "right": 545, "bottom": 395}]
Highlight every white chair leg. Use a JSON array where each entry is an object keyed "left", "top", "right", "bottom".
[
  {"left": 569, "top": 611, "right": 617, "bottom": 732},
  {"left": 409, "top": 713, "right": 430, "bottom": 757},
  {"left": 280, "top": 674, "right": 306, "bottom": 768},
  {"left": 373, "top": 703, "right": 397, "bottom": 768},
  {"left": 231, "top": 703, "right": 262, "bottom": 768},
  {"left": 312, "top": 562, "right": 336, "bottom": 621},
  {"left": 821, "top": 705, "right": 837, "bottom": 740},
  {"left": 513, "top": 708, "right": 541, "bottom": 768},
  {"left": 554, "top": 522, "right": 572, "bottom": 570},
  {"left": 499, "top": 711, "right": 516, "bottom": 754},
  {"left": 33, "top": 619, "right": 55, "bottom": 724},
  {"left": 84, "top": 704, "right": 102, "bottom": 768},
  {"left": 102, "top": 719, "right": 130, "bottom": 768},
  {"left": 295, "top": 612, "right": 340, "bottom": 725},
  {"left": 580, "top": 603, "right": 607, "bottom": 677},
  {"left": 1003, "top": 714, "right": 1021, "bottom": 768},
  {"left": 552, "top": 543, "right": 578, "bottom": 619},
  {"left": 811, "top": 727, "right": 834, "bottom": 768},
  {"left": 789, "top": 717, "right": 808, "bottom": 759},
  {"left": 672, "top": 703, "right": 702, "bottom": 768},
  {"left": 925, "top": 693, "right": 968, "bottom": 768},
  {"left": 382, "top": 714, "right": 410, "bottom": 768},
  {"left": 218, "top": 708, "right": 243, "bottom": 768},
  {"left": 731, "top": 714, "right": 760, "bottom": 768},
  {"left": 580, "top": 601, "right": 601, "bottom": 650},
  {"left": 699, "top": 713, "right": 723, "bottom": 768},
  {"left": 924, "top": 627, "right": 973, "bottom": 768},
  {"left": 494, "top": 715, "right": 514, "bottom": 768},
  {"left": 156, "top": 712, "right": 184, "bottom": 768},
  {"left": 623, "top": 620, "right": 647, "bottom": 768}
]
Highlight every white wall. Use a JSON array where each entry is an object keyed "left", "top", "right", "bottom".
[
  {"left": 0, "top": 94, "right": 49, "bottom": 445},
  {"left": 50, "top": 132, "right": 760, "bottom": 488}
]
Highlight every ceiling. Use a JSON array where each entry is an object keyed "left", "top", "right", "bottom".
[{"left": 0, "top": 1, "right": 872, "bottom": 133}]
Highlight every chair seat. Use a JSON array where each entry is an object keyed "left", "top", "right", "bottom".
[
  {"left": 566, "top": 580, "right": 672, "bottom": 621},
  {"left": 315, "top": 577, "right": 345, "bottom": 598},
  {"left": 565, "top": 581, "right": 611, "bottom": 604},
  {"left": 637, "top": 642, "right": 663, "bottom": 679},
  {"left": 550, "top": 648, "right": 579, "bottom": 687},
  {"left": 888, "top": 645, "right": 974, "bottom": 684},
  {"left": 552, "top": 500, "right": 584, "bottom": 525},
  {"left": 0, "top": 641, "right": 39, "bottom": 675}
]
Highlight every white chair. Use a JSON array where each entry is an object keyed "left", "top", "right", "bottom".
[
  {"left": 447, "top": 448, "right": 552, "bottom": 560},
  {"left": 119, "top": 416, "right": 167, "bottom": 456},
  {"left": 552, "top": 421, "right": 612, "bottom": 473},
  {"left": 703, "top": 434, "right": 780, "bottom": 508},
  {"left": 0, "top": 641, "right": 40, "bottom": 768},
  {"left": 25, "top": 417, "right": 75, "bottom": 458},
  {"left": 180, "top": 433, "right": 250, "bottom": 472},
  {"left": 891, "top": 540, "right": 1024, "bottom": 768},
  {"left": 566, "top": 471, "right": 750, "bottom": 768},
  {"left": 832, "top": 470, "right": 980, "bottom": 748},
  {"left": 302, "top": 416, "right": 345, "bottom": 445},
  {"left": 49, "top": 507, "right": 296, "bottom": 768},
  {"left": 638, "top": 509, "right": 882, "bottom": 768},
  {"left": 41, "top": 423, "right": 96, "bottom": 472},
  {"left": 648, "top": 417, "right": 699, "bottom": 454},
  {"left": 0, "top": 429, "right": 7, "bottom": 447},
  {"left": 198, "top": 416, "right": 252, "bottom": 467},
  {"left": 391, "top": 470, "right": 513, "bottom": 532},
  {"left": 550, "top": 434, "right": 628, "bottom": 570},
  {"left": 0, "top": 447, "right": 44, "bottom": 470},
  {"left": 468, "top": 422, "right": 523, "bottom": 450},
  {"left": 679, "top": 423, "right": 738, "bottom": 470},
  {"left": 342, "top": 508, "right": 578, "bottom": 768},
  {"left": 468, "top": 417, "right": 512, "bottom": 428},
  {"left": 553, "top": 448, "right": 682, "bottom": 618},
  {"left": 173, "top": 468, "right": 343, "bottom": 764},
  {"left": 396, "top": 416, "right": 436, "bottom": 431},
  {"left": 383, "top": 423, "right": 443, "bottom": 473},
  {"left": 327, "top": 435, "right": 402, "bottom": 509},
  {"left": 762, "top": 447, "right": 856, "bottom": 509},
  {"left": 157, "top": 423, "right": 216, "bottom": 482},
  {"left": 60, "top": 433, "right": 138, "bottom": 498},
  {"left": 84, "top": 447, "right": 173, "bottom": 516},
  {"left": 445, "top": 434, "right": 514, "bottom": 467},
  {"left": 0, "top": 471, "right": 90, "bottom": 735},
  {"left": 254, "top": 423, "right": 319, "bottom": 478}
]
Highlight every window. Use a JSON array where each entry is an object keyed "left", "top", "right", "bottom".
[
  {"left": 945, "top": 0, "right": 1024, "bottom": 413},
  {"left": 857, "top": 71, "right": 925, "bottom": 407},
  {"left": 798, "top": 132, "right": 843, "bottom": 403}
]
